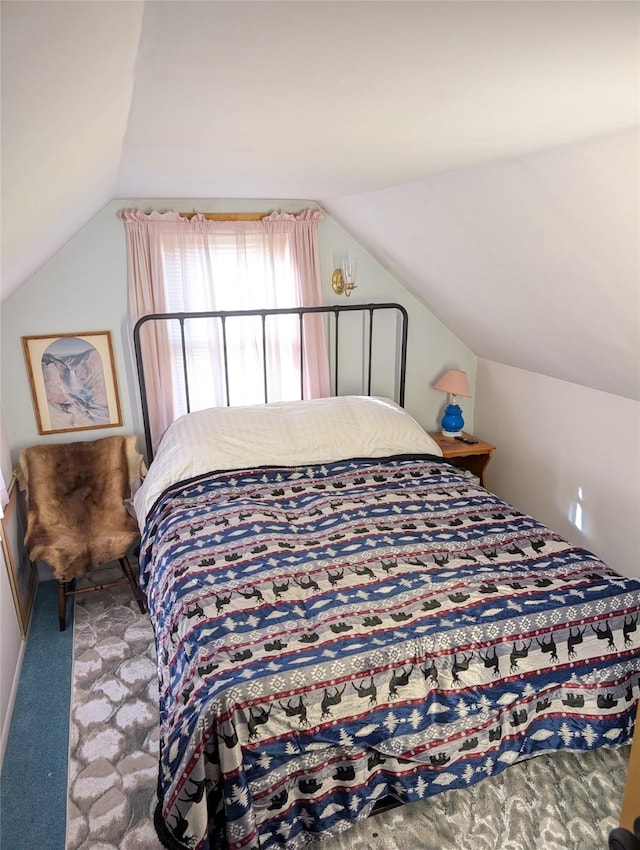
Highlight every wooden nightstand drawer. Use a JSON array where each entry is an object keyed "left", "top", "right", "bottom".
[{"left": 427, "top": 431, "right": 496, "bottom": 488}]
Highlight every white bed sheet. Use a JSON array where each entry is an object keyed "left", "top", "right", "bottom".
[{"left": 133, "top": 396, "right": 442, "bottom": 525}]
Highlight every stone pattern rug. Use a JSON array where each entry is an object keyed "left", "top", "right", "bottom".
[
  {"left": 66, "top": 577, "right": 630, "bottom": 850},
  {"left": 66, "top": 572, "right": 163, "bottom": 850}
]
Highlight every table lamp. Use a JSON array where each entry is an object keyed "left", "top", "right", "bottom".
[{"left": 433, "top": 369, "right": 471, "bottom": 437}]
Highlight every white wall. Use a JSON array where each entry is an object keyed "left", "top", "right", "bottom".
[
  {"left": 0, "top": 550, "right": 24, "bottom": 767},
  {"left": 475, "top": 359, "right": 640, "bottom": 578},
  {"left": 0, "top": 412, "right": 24, "bottom": 767},
  {"left": 327, "top": 129, "right": 640, "bottom": 403},
  {"left": 0, "top": 199, "right": 475, "bottom": 459}
]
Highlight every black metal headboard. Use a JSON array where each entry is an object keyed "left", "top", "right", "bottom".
[{"left": 133, "top": 302, "right": 408, "bottom": 462}]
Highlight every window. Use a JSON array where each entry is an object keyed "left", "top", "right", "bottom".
[{"left": 123, "top": 209, "right": 329, "bottom": 449}]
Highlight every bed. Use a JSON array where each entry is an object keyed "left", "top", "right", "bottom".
[{"left": 132, "top": 305, "right": 640, "bottom": 850}]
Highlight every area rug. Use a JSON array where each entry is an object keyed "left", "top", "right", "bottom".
[
  {"left": 66, "top": 577, "right": 630, "bottom": 850},
  {"left": 66, "top": 570, "right": 162, "bottom": 850}
]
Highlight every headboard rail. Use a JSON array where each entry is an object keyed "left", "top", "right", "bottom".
[{"left": 133, "top": 302, "right": 408, "bottom": 462}]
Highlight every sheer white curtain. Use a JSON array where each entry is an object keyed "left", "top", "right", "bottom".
[{"left": 121, "top": 209, "right": 330, "bottom": 452}]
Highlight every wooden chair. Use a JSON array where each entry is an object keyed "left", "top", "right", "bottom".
[{"left": 18, "top": 435, "right": 146, "bottom": 630}]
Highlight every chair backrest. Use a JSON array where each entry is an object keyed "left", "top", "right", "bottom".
[{"left": 19, "top": 435, "right": 141, "bottom": 582}]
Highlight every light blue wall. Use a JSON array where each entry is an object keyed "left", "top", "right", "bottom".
[{"left": 0, "top": 199, "right": 475, "bottom": 463}]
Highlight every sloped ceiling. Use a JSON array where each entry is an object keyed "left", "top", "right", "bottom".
[{"left": 2, "top": 1, "right": 639, "bottom": 397}]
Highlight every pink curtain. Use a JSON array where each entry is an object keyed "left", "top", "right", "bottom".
[
  {"left": 263, "top": 211, "right": 330, "bottom": 407},
  {"left": 121, "top": 209, "right": 330, "bottom": 452},
  {"left": 121, "top": 210, "right": 177, "bottom": 450}
]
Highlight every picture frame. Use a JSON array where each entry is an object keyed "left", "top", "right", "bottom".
[
  {"left": 22, "top": 331, "right": 123, "bottom": 435},
  {"left": 1, "top": 476, "right": 38, "bottom": 638}
]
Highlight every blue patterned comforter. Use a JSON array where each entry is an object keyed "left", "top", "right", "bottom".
[{"left": 139, "top": 455, "right": 640, "bottom": 850}]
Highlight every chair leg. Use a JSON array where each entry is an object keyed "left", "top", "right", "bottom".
[
  {"left": 58, "top": 579, "right": 77, "bottom": 630},
  {"left": 58, "top": 581, "right": 67, "bottom": 631},
  {"left": 57, "top": 581, "right": 65, "bottom": 631},
  {"left": 119, "top": 556, "right": 146, "bottom": 613}
]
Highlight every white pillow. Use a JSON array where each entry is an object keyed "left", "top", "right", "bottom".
[{"left": 133, "top": 396, "right": 442, "bottom": 523}]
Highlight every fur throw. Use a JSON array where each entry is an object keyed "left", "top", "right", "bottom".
[{"left": 19, "top": 435, "right": 141, "bottom": 583}]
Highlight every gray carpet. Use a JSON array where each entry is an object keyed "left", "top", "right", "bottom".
[{"left": 66, "top": 577, "right": 630, "bottom": 850}]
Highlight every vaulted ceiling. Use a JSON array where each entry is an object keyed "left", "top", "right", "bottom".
[{"left": 2, "top": 1, "right": 638, "bottom": 398}]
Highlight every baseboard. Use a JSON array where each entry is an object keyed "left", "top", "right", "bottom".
[{"left": 0, "top": 635, "right": 26, "bottom": 770}]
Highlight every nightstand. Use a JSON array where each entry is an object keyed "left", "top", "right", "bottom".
[
  {"left": 620, "top": 702, "right": 640, "bottom": 831},
  {"left": 427, "top": 431, "right": 496, "bottom": 488}
]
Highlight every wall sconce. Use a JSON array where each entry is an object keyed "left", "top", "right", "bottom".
[
  {"left": 332, "top": 256, "right": 357, "bottom": 297},
  {"left": 433, "top": 368, "right": 471, "bottom": 436}
]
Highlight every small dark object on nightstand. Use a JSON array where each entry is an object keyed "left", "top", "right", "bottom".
[{"left": 455, "top": 436, "right": 478, "bottom": 444}]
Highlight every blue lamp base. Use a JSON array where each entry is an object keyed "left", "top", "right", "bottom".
[{"left": 441, "top": 403, "right": 464, "bottom": 437}]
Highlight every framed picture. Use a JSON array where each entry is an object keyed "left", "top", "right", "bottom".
[
  {"left": 22, "top": 331, "right": 123, "bottom": 435},
  {"left": 1, "top": 477, "right": 37, "bottom": 638}
]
